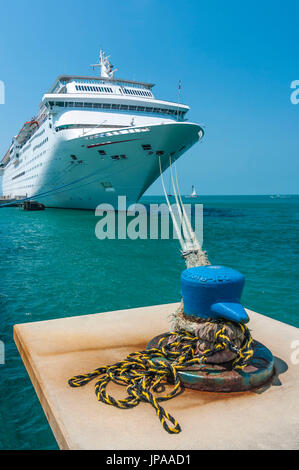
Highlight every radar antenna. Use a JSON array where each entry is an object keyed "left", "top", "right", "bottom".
[{"left": 90, "top": 50, "right": 118, "bottom": 78}]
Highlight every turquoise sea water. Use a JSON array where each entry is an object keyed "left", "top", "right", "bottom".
[{"left": 0, "top": 195, "right": 298, "bottom": 449}]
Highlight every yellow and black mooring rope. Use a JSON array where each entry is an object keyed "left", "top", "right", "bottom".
[{"left": 68, "top": 323, "right": 253, "bottom": 434}]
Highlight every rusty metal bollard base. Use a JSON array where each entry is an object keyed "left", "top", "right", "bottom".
[{"left": 146, "top": 333, "right": 275, "bottom": 393}]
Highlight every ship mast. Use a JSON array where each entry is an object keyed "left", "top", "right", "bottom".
[{"left": 90, "top": 50, "right": 118, "bottom": 78}]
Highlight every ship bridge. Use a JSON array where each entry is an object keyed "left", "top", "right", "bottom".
[
  {"left": 42, "top": 50, "right": 189, "bottom": 122},
  {"left": 43, "top": 75, "right": 188, "bottom": 120},
  {"left": 48, "top": 75, "right": 155, "bottom": 96}
]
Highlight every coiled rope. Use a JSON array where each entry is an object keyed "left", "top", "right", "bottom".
[{"left": 68, "top": 322, "right": 253, "bottom": 434}]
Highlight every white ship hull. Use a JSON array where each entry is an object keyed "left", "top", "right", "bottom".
[
  {"left": 1, "top": 51, "right": 204, "bottom": 208},
  {"left": 2, "top": 120, "right": 202, "bottom": 209}
]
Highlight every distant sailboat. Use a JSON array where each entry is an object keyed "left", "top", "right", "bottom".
[
  {"left": 186, "top": 185, "right": 199, "bottom": 198},
  {"left": 270, "top": 194, "right": 290, "bottom": 199}
]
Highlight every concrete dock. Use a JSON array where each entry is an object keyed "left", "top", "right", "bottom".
[
  {"left": 0, "top": 198, "right": 19, "bottom": 207},
  {"left": 14, "top": 302, "right": 299, "bottom": 450},
  {"left": 0, "top": 196, "right": 25, "bottom": 207}
]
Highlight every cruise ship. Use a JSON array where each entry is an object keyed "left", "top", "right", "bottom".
[{"left": 0, "top": 51, "right": 204, "bottom": 209}]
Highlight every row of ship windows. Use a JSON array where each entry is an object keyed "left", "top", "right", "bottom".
[
  {"left": 71, "top": 149, "right": 127, "bottom": 161},
  {"left": 13, "top": 184, "right": 36, "bottom": 189},
  {"left": 11, "top": 163, "right": 42, "bottom": 180},
  {"left": 10, "top": 150, "right": 45, "bottom": 181},
  {"left": 27, "top": 162, "right": 43, "bottom": 173},
  {"left": 12, "top": 171, "right": 25, "bottom": 180},
  {"left": 123, "top": 89, "right": 152, "bottom": 97},
  {"left": 48, "top": 101, "right": 185, "bottom": 117},
  {"left": 75, "top": 85, "right": 113, "bottom": 93},
  {"left": 97, "top": 144, "right": 183, "bottom": 155},
  {"left": 97, "top": 145, "right": 182, "bottom": 159},
  {"left": 74, "top": 85, "right": 152, "bottom": 97},
  {"left": 26, "top": 150, "right": 46, "bottom": 165},
  {"left": 17, "top": 174, "right": 39, "bottom": 183},
  {"left": 20, "top": 129, "right": 46, "bottom": 154},
  {"left": 33, "top": 137, "right": 48, "bottom": 152}
]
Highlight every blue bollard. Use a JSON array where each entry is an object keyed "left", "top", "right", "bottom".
[{"left": 180, "top": 265, "right": 249, "bottom": 323}]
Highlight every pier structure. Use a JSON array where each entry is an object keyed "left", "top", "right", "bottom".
[
  {"left": 14, "top": 302, "right": 299, "bottom": 450},
  {"left": 0, "top": 196, "right": 25, "bottom": 206}
]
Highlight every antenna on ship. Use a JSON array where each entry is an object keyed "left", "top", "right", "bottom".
[
  {"left": 176, "top": 80, "right": 181, "bottom": 121},
  {"left": 90, "top": 50, "right": 118, "bottom": 78}
]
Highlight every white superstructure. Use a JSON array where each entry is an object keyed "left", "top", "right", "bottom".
[{"left": 0, "top": 51, "right": 204, "bottom": 209}]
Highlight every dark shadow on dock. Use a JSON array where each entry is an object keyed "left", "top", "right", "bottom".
[
  {"left": 271, "top": 356, "right": 288, "bottom": 386},
  {"left": 253, "top": 355, "right": 288, "bottom": 394}
]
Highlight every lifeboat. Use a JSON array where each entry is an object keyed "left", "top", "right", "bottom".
[{"left": 16, "top": 119, "right": 39, "bottom": 146}]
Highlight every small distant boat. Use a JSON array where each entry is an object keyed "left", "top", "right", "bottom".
[
  {"left": 270, "top": 194, "right": 290, "bottom": 199},
  {"left": 186, "top": 185, "right": 199, "bottom": 199}
]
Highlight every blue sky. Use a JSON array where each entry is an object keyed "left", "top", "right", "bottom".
[{"left": 0, "top": 0, "right": 298, "bottom": 195}]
